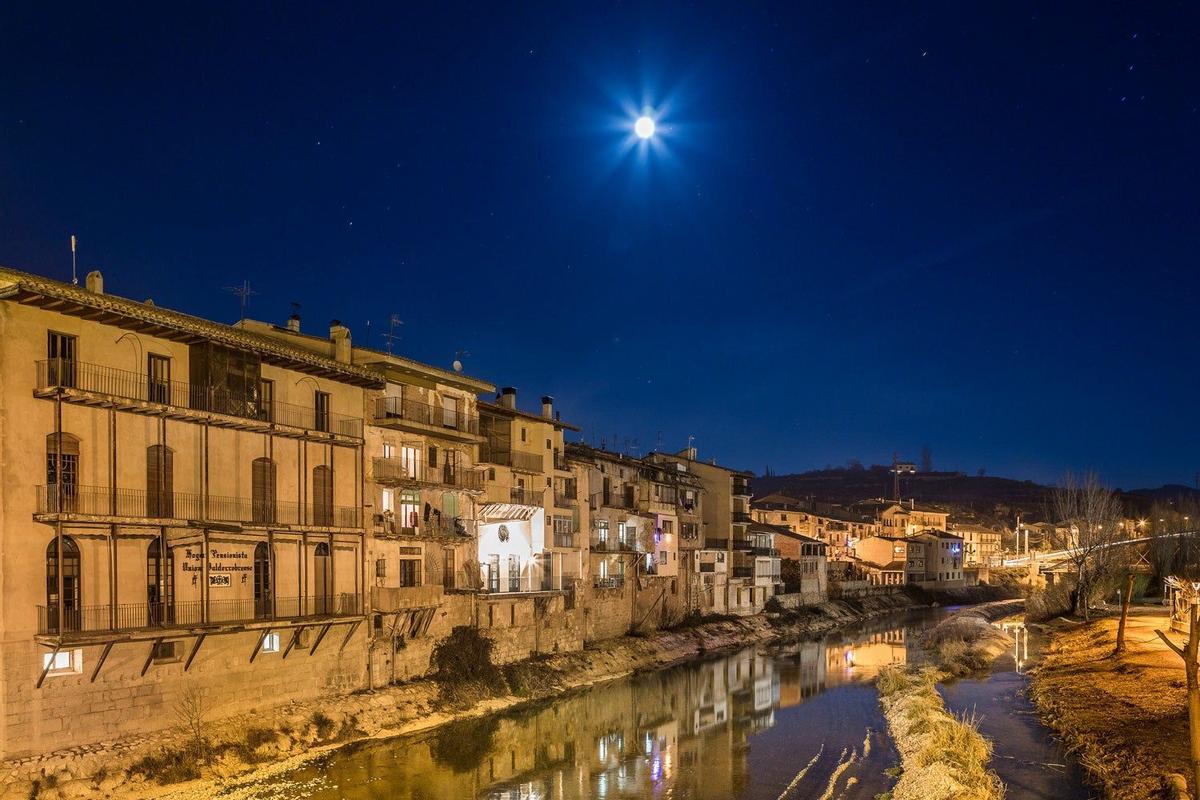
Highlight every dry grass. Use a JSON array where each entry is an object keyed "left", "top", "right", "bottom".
[
  {"left": 1029, "top": 607, "right": 1193, "bottom": 799},
  {"left": 877, "top": 666, "right": 1005, "bottom": 800}
]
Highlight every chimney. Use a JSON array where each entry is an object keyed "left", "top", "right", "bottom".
[
  {"left": 85, "top": 270, "right": 104, "bottom": 294},
  {"left": 329, "top": 319, "right": 351, "bottom": 364},
  {"left": 499, "top": 387, "right": 517, "bottom": 409},
  {"left": 541, "top": 395, "right": 554, "bottom": 419},
  {"left": 287, "top": 313, "right": 301, "bottom": 333}
]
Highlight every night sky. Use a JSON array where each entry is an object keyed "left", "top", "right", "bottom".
[{"left": 2, "top": 4, "right": 1198, "bottom": 489}]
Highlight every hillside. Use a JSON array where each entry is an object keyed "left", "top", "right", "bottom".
[{"left": 752, "top": 467, "right": 1200, "bottom": 524}]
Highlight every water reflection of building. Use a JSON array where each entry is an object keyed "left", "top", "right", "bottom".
[{"left": 292, "top": 615, "right": 930, "bottom": 800}]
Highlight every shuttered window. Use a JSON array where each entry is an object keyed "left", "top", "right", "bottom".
[
  {"left": 147, "top": 445, "right": 174, "bottom": 518},
  {"left": 312, "top": 465, "right": 333, "bottom": 526},
  {"left": 252, "top": 458, "right": 277, "bottom": 523}
]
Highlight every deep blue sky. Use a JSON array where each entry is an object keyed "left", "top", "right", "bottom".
[{"left": 2, "top": 4, "right": 1198, "bottom": 488}]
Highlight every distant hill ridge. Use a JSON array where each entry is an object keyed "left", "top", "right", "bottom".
[{"left": 751, "top": 466, "right": 1200, "bottom": 523}]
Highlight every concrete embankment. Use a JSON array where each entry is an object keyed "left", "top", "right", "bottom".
[
  {"left": 875, "top": 599, "right": 1023, "bottom": 800},
  {"left": 1, "top": 586, "right": 1007, "bottom": 800}
]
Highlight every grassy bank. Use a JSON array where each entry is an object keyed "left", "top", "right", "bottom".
[
  {"left": 1029, "top": 606, "right": 1194, "bottom": 799},
  {"left": 874, "top": 600, "right": 1020, "bottom": 800}
]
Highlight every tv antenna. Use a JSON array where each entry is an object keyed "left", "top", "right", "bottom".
[
  {"left": 382, "top": 314, "right": 404, "bottom": 354},
  {"left": 224, "top": 280, "right": 258, "bottom": 321},
  {"left": 69, "top": 235, "right": 78, "bottom": 285}
]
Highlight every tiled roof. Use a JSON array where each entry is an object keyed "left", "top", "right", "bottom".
[{"left": 0, "top": 265, "right": 384, "bottom": 387}]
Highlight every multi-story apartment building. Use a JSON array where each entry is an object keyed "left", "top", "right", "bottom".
[
  {"left": 477, "top": 390, "right": 581, "bottom": 595},
  {"left": 751, "top": 495, "right": 877, "bottom": 558},
  {"left": 656, "top": 448, "right": 769, "bottom": 615},
  {"left": 0, "top": 267, "right": 379, "bottom": 758},
  {"left": 567, "top": 444, "right": 649, "bottom": 594},
  {"left": 950, "top": 522, "right": 1003, "bottom": 566},
  {"left": 642, "top": 453, "right": 706, "bottom": 611},
  {"left": 911, "top": 531, "right": 965, "bottom": 583},
  {"left": 850, "top": 498, "right": 949, "bottom": 536},
  {"left": 237, "top": 316, "right": 496, "bottom": 680}
]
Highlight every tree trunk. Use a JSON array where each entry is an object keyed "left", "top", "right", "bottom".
[
  {"left": 1186, "top": 605, "right": 1200, "bottom": 799},
  {"left": 1115, "top": 572, "right": 1135, "bottom": 655}
]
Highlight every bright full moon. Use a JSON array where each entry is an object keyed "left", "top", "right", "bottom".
[{"left": 634, "top": 116, "right": 656, "bottom": 139}]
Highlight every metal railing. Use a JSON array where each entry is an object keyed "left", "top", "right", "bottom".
[
  {"left": 372, "top": 458, "right": 485, "bottom": 491},
  {"left": 553, "top": 531, "right": 576, "bottom": 548},
  {"left": 731, "top": 480, "right": 751, "bottom": 497},
  {"left": 598, "top": 490, "right": 636, "bottom": 510},
  {"left": 590, "top": 536, "right": 639, "bottom": 553},
  {"left": 732, "top": 567, "right": 754, "bottom": 578},
  {"left": 482, "top": 448, "right": 545, "bottom": 473},
  {"left": 553, "top": 492, "right": 577, "bottom": 507},
  {"left": 374, "top": 396, "right": 479, "bottom": 436},
  {"left": 751, "top": 547, "right": 780, "bottom": 557},
  {"left": 37, "top": 359, "right": 362, "bottom": 437},
  {"left": 732, "top": 538, "right": 755, "bottom": 551},
  {"left": 37, "top": 485, "right": 361, "bottom": 527},
  {"left": 732, "top": 511, "right": 753, "bottom": 524},
  {"left": 37, "top": 593, "right": 362, "bottom": 636},
  {"left": 553, "top": 455, "right": 570, "bottom": 471},
  {"left": 509, "top": 487, "right": 544, "bottom": 505},
  {"left": 704, "top": 538, "right": 729, "bottom": 550}
]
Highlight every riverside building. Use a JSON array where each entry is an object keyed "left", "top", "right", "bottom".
[{"left": 0, "top": 267, "right": 378, "bottom": 758}]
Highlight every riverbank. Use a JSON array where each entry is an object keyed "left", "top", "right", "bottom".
[
  {"left": 875, "top": 599, "right": 1023, "bottom": 800},
  {"left": 1, "top": 586, "right": 1008, "bottom": 800},
  {"left": 1029, "top": 606, "right": 1194, "bottom": 799}
]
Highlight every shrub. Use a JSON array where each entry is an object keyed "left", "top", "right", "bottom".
[
  {"left": 311, "top": 712, "right": 336, "bottom": 740},
  {"left": 130, "top": 747, "right": 202, "bottom": 785},
  {"left": 430, "top": 626, "right": 506, "bottom": 705}
]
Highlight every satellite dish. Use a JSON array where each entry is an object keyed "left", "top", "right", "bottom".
[{"left": 452, "top": 359, "right": 463, "bottom": 373}]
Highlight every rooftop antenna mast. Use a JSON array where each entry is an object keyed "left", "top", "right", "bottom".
[
  {"left": 69, "top": 235, "right": 78, "bottom": 285},
  {"left": 224, "top": 280, "right": 258, "bottom": 322},
  {"left": 382, "top": 314, "right": 404, "bottom": 354}
]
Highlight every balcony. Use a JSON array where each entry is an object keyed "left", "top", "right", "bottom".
[
  {"left": 554, "top": 492, "right": 577, "bottom": 508},
  {"left": 375, "top": 515, "right": 470, "bottom": 540},
  {"left": 36, "top": 359, "right": 362, "bottom": 439},
  {"left": 703, "top": 537, "right": 729, "bottom": 550},
  {"left": 732, "top": 511, "right": 753, "bottom": 524},
  {"left": 371, "top": 585, "right": 442, "bottom": 612},
  {"left": 594, "top": 576, "right": 625, "bottom": 589},
  {"left": 732, "top": 567, "right": 754, "bottom": 579},
  {"left": 598, "top": 490, "right": 636, "bottom": 510},
  {"left": 374, "top": 396, "right": 480, "bottom": 440},
  {"left": 732, "top": 538, "right": 755, "bottom": 552},
  {"left": 37, "top": 485, "right": 362, "bottom": 528},
  {"left": 480, "top": 449, "right": 545, "bottom": 473},
  {"left": 553, "top": 531, "right": 577, "bottom": 548},
  {"left": 553, "top": 455, "right": 570, "bottom": 471},
  {"left": 751, "top": 546, "right": 780, "bottom": 557},
  {"left": 509, "top": 487, "right": 544, "bottom": 506},
  {"left": 37, "top": 593, "right": 362, "bottom": 637},
  {"left": 731, "top": 479, "right": 751, "bottom": 497},
  {"left": 372, "top": 458, "right": 485, "bottom": 492},
  {"left": 590, "top": 536, "right": 639, "bottom": 553}
]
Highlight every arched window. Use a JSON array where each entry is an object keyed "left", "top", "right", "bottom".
[
  {"left": 252, "top": 458, "right": 277, "bottom": 524},
  {"left": 253, "top": 541, "right": 272, "bottom": 618},
  {"left": 147, "top": 539, "right": 174, "bottom": 625},
  {"left": 147, "top": 445, "right": 174, "bottom": 518},
  {"left": 46, "top": 537, "right": 80, "bottom": 633},
  {"left": 45, "top": 433, "right": 80, "bottom": 512},
  {"left": 313, "top": 542, "right": 332, "bottom": 614},
  {"left": 312, "top": 465, "right": 333, "bottom": 526}
]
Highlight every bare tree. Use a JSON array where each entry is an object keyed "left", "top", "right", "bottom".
[
  {"left": 1051, "top": 472, "right": 1125, "bottom": 621},
  {"left": 175, "top": 684, "right": 208, "bottom": 758},
  {"left": 1156, "top": 591, "right": 1200, "bottom": 797}
]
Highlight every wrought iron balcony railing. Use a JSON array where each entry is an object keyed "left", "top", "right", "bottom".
[
  {"left": 704, "top": 537, "right": 729, "bottom": 550},
  {"left": 509, "top": 487, "right": 545, "bottom": 506},
  {"left": 374, "top": 396, "right": 479, "bottom": 436},
  {"left": 553, "top": 492, "right": 577, "bottom": 507},
  {"left": 732, "top": 567, "right": 754, "bottom": 578},
  {"left": 372, "top": 458, "right": 485, "bottom": 491},
  {"left": 38, "top": 593, "right": 363, "bottom": 636},
  {"left": 37, "top": 484, "right": 362, "bottom": 528},
  {"left": 590, "top": 536, "right": 639, "bottom": 553},
  {"left": 481, "top": 448, "right": 544, "bottom": 473},
  {"left": 36, "top": 359, "right": 362, "bottom": 437},
  {"left": 553, "top": 531, "right": 577, "bottom": 548},
  {"left": 731, "top": 479, "right": 751, "bottom": 497},
  {"left": 732, "top": 511, "right": 753, "bottom": 524}
]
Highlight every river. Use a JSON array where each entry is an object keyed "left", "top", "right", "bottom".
[{"left": 245, "top": 607, "right": 1091, "bottom": 799}]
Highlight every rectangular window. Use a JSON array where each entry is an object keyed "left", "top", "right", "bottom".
[
  {"left": 401, "top": 445, "right": 419, "bottom": 479},
  {"left": 399, "top": 490, "right": 420, "bottom": 530},
  {"left": 428, "top": 446, "right": 438, "bottom": 469},
  {"left": 442, "top": 395, "right": 459, "bottom": 429},
  {"left": 42, "top": 649, "right": 82, "bottom": 676},
  {"left": 442, "top": 547, "right": 456, "bottom": 590},
  {"left": 381, "top": 488, "right": 395, "bottom": 514},
  {"left": 147, "top": 354, "right": 171, "bottom": 404},
  {"left": 259, "top": 378, "right": 274, "bottom": 421},
  {"left": 398, "top": 559, "right": 421, "bottom": 587},
  {"left": 597, "top": 519, "right": 609, "bottom": 543},
  {"left": 314, "top": 391, "right": 331, "bottom": 432},
  {"left": 152, "top": 640, "right": 180, "bottom": 662},
  {"left": 47, "top": 332, "right": 77, "bottom": 388},
  {"left": 382, "top": 442, "right": 395, "bottom": 459},
  {"left": 261, "top": 632, "right": 281, "bottom": 653},
  {"left": 508, "top": 555, "right": 521, "bottom": 592},
  {"left": 375, "top": 558, "right": 387, "bottom": 578}
]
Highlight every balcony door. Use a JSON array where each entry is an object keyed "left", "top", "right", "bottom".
[
  {"left": 47, "top": 332, "right": 77, "bottom": 387},
  {"left": 442, "top": 395, "right": 459, "bottom": 429},
  {"left": 313, "top": 542, "right": 332, "bottom": 614},
  {"left": 252, "top": 458, "right": 277, "bottom": 524},
  {"left": 312, "top": 465, "right": 333, "bottom": 526},
  {"left": 45, "top": 433, "right": 79, "bottom": 512},
  {"left": 45, "top": 537, "right": 80, "bottom": 633},
  {"left": 146, "top": 445, "right": 175, "bottom": 518},
  {"left": 147, "top": 539, "right": 174, "bottom": 625},
  {"left": 147, "top": 354, "right": 171, "bottom": 404},
  {"left": 253, "top": 541, "right": 272, "bottom": 618}
]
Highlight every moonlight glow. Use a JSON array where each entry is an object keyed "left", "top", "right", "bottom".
[{"left": 634, "top": 115, "right": 656, "bottom": 139}]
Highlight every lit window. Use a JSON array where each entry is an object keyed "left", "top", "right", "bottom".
[
  {"left": 261, "top": 632, "right": 281, "bottom": 653},
  {"left": 382, "top": 488, "right": 395, "bottom": 514},
  {"left": 42, "top": 649, "right": 82, "bottom": 676}
]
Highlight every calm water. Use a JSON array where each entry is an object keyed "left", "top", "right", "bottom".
[{"left": 246, "top": 608, "right": 1089, "bottom": 800}]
